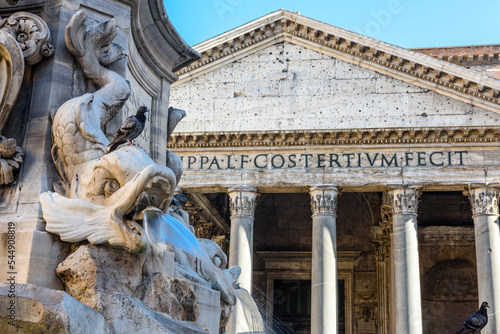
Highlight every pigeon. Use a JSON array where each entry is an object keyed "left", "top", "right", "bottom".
[
  {"left": 167, "top": 107, "right": 186, "bottom": 139},
  {"left": 107, "top": 106, "right": 148, "bottom": 152},
  {"left": 170, "top": 193, "right": 188, "bottom": 208},
  {"left": 455, "top": 301, "right": 489, "bottom": 334}
]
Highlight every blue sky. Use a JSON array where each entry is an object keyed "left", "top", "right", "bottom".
[{"left": 165, "top": 0, "right": 500, "bottom": 49}]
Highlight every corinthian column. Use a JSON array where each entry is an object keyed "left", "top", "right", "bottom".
[
  {"left": 227, "top": 186, "right": 258, "bottom": 292},
  {"left": 309, "top": 185, "right": 339, "bottom": 334},
  {"left": 388, "top": 186, "right": 422, "bottom": 334},
  {"left": 467, "top": 185, "right": 500, "bottom": 334}
]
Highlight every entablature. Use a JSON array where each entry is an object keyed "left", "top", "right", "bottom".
[{"left": 169, "top": 126, "right": 500, "bottom": 149}]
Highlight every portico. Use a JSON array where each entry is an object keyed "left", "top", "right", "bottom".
[
  {"left": 173, "top": 149, "right": 498, "bottom": 333},
  {"left": 167, "top": 9, "right": 500, "bottom": 334}
]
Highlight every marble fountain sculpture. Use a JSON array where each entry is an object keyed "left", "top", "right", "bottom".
[{"left": 36, "top": 9, "right": 264, "bottom": 334}]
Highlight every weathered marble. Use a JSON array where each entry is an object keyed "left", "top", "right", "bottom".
[
  {"left": 309, "top": 185, "right": 340, "bottom": 334},
  {"left": 0, "top": 284, "right": 112, "bottom": 334},
  {"left": 388, "top": 186, "right": 422, "bottom": 334},
  {"left": 171, "top": 41, "right": 499, "bottom": 134},
  {"left": 467, "top": 185, "right": 500, "bottom": 334}
]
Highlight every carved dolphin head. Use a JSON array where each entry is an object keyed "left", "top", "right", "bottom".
[{"left": 41, "top": 146, "right": 177, "bottom": 252}]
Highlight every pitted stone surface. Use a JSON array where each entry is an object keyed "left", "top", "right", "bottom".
[
  {"left": 56, "top": 245, "right": 143, "bottom": 312},
  {"left": 136, "top": 272, "right": 200, "bottom": 322},
  {"left": 0, "top": 284, "right": 111, "bottom": 334},
  {"left": 171, "top": 42, "right": 499, "bottom": 133}
]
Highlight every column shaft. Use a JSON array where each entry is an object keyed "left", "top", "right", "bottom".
[
  {"left": 388, "top": 187, "right": 422, "bottom": 334},
  {"left": 468, "top": 186, "right": 500, "bottom": 334},
  {"left": 310, "top": 185, "right": 339, "bottom": 334},
  {"left": 228, "top": 215, "right": 254, "bottom": 291},
  {"left": 227, "top": 186, "right": 258, "bottom": 292},
  {"left": 226, "top": 186, "right": 258, "bottom": 334}
]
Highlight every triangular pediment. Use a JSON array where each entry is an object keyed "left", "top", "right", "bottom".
[{"left": 175, "top": 10, "right": 500, "bottom": 115}]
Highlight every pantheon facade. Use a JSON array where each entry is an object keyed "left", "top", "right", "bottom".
[{"left": 168, "top": 10, "right": 500, "bottom": 334}]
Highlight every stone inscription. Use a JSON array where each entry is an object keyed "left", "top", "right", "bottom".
[{"left": 180, "top": 151, "right": 468, "bottom": 170}]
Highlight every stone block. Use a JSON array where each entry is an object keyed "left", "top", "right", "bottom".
[
  {"left": 0, "top": 230, "right": 68, "bottom": 291},
  {"left": 432, "top": 93, "right": 472, "bottom": 115},
  {"left": 56, "top": 245, "right": 143, "bottom": 311},
  {"left": 288, "top": 58, "right": 336, "bottom": 80},
  {"left": 237, "top": 43, "right": 283, "bottom": 63},
  {"left": 191, "top": 281, "right": 221, "bottom": 334},
  {"left": 0, "top": 283, "right": 111, "bottom": 334},
  {"left": 376, "top": 75, "right": 426, "bottom": 94},
  {"left": 136, "top": 272, "right": 200, "bottom": 322},
  {"left": 283, "top": 42, "right": 334, "bottom": 61},
  {"left": 337, "top": 78, "right": 377, "bottom": 95},
  {"left": 335, "top": 59, "right": 382, "bottom": 79}
]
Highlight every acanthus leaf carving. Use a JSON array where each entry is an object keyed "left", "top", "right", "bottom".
[
  {"left": 229, "top": 194, "right": 257, "bottom": 217},
  {"left": 467, "top": 186, "right": 500, "bottom": 216},
  {"left": 309, "top": 186, "right": 339, "bottom": 215},
  {"left": 388, "top": 187, "right": 421, "bottom": 215}
]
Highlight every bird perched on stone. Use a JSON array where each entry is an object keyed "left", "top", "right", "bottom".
[
  {"left": 107, "top": 106, "right": 148, "bottom": 152},
  {"left": 170, "top": 193, "right": 188, "bottom": 208},
  {"left": 167, "top": 107, "right": 186, "bottom": 139},
  {"left": 455, "top": 301, "right": 489, "bottom": 334}
]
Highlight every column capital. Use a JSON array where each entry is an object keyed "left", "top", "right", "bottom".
[
  {"left": 309, "top": 185, "right": 339, "bottom": 216},
  {"left": 228, "top": 186, "right": 258, "bottom": 217},
  {"left": 466, "top": 184, "right": 500, "bottom": 216},
  {"left": 387, "top": 186, "right": 421, "bottom": 215}
]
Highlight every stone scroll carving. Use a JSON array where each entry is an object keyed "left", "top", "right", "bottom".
[{"left": 0, "top": 12, "right": 53, "bottom": 185}]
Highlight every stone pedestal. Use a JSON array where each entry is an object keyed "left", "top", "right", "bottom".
[
  {"left": 467, "top": 185, "right": 500, "bottom": 334},
  {"left": 388, "top": 186, "right": 422, "bottom": 334},
  {"left": 309, "top": 185, "right": 339, "bottom": 334}
]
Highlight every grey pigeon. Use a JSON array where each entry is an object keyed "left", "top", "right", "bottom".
[
  {"left": 170, "top": 193, "right": 188, "bottom": 208},
  {"left": 455, "top": 301, "right": 489, "bottom": 334},
  {"left": 107, "top": 106, "right": 148, "bottom": 152},
  {"left": 167, "top": 107, "right": 186, "bottom": 139}
]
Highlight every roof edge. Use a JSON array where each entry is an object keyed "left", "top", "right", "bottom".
[{"left": 175, "top": 11, "right": 500, "bottom": 110}]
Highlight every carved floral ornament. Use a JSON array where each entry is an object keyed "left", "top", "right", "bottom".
[
  {"left": 388, "top": 187, "right": 421, "bottom": 215},
  {"left": 310, "top": 186, "right": 339, "bottom": 215},
  {"left": 466, "top": 186, "right": 500, "bottom": 216},
  {"left": 228, "top": 187, "right": 258, "bottom": 217},
  {"left": 0, "top": 11, "right": 53, "bottom": 185}
]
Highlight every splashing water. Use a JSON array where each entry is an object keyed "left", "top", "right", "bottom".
[
  {"left": 143, "top": 209, "right": 210, "bottom": 263},
  {"left": 232, "top": 288, "right": 265, "bottom": 332}
]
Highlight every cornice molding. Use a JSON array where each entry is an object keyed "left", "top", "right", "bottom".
[
  {"left": 130, "top": 0, "right": 200, "bottom": 83},
  {"left": 168, "top": 126, "right": 500, "bottom": 149},
  {"left": 175, "top": 10, "right": 500, "bottom": 110}
]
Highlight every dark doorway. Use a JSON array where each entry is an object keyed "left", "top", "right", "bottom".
[{"left": 272, "top": 279, "right": 345, "bottom": 334}]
